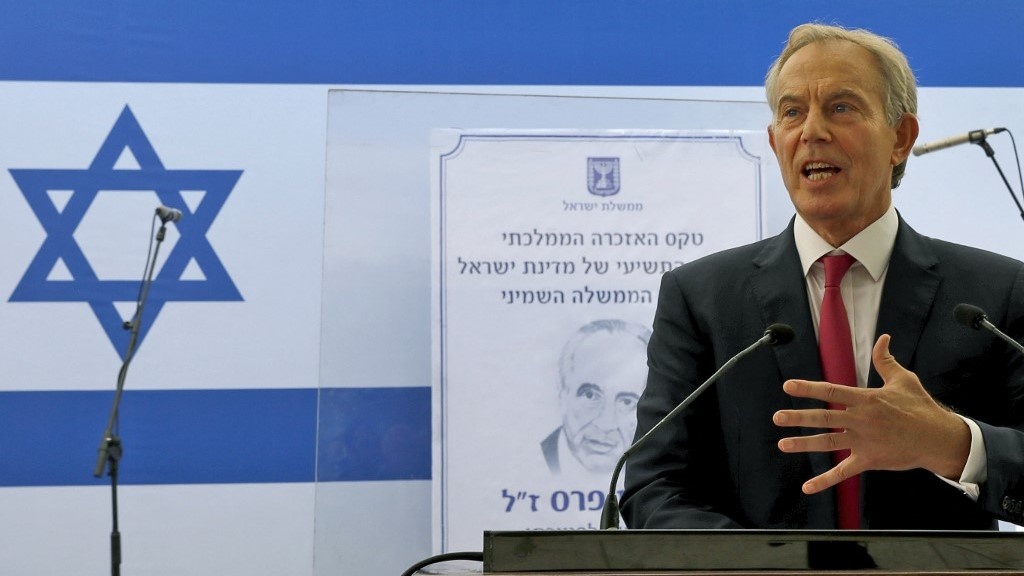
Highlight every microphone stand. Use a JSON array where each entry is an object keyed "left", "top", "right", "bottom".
[
  {"left": 973, "top": 138, "right": 1024, "bottom": 223},
  {"left": 93, "top": 214, "right": 170, "bottom": 576}
]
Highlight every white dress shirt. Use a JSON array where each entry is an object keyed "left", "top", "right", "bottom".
[{"left": 793, "top": 204, "right": 985, "bottom": 499}]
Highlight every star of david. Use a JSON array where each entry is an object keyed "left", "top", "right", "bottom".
[{"left": 8, "top": 105, "right": 243, "bottom": 357}]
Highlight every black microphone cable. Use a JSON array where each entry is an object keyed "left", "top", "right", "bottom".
[{"left": 400, "top": 551, "right": 483, "bottom": 576}]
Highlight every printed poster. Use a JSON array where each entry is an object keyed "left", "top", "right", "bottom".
[{"left": 431, "top": 129, "right": 767, "bottom": 551}]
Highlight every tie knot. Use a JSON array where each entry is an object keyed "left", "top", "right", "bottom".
[{"left": 822, "top": 254, "right": 856, "bottom": 288}]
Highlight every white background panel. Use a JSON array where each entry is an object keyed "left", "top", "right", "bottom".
[
  {"left": 0, "top": 484, "right": 315, "bottom": 576},
  {"left": 899, "top": 88, "right": 1024, "bottom": 260},
  {"left": 313, "top": 481, "right": 433, "bottom": 576}
]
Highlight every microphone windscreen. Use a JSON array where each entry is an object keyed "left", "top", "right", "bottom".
[
  {"left": 765, "top": 323, "right": 795, "bottom": 346},
  {"left": 156, "top": 206, "right": 182, "bottom": 223},
  {"left": 953, "top": 303, "right": 986, "bottom": 330}
]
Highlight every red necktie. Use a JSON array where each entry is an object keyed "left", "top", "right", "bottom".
[{"left": 818, "top": 254, "right": 860, "bottom": 529}]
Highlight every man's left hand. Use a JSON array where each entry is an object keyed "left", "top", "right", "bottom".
[{"left": 773, "top": 333, "right": 971, "bottom": 495}]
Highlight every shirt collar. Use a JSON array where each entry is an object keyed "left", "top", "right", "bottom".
[{"left": 794, "top": 203, "right": 897, "bottom": 282}]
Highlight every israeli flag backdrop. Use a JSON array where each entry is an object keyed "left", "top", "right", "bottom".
[{"left": 1, "top": 2, "right": 1023, "bottom": 575}]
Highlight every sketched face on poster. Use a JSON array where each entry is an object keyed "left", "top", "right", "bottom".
[{"left": 541, "top": 319, "right": 651, "bottom": 477}]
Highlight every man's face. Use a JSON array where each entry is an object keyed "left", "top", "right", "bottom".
[
  {"left": 768, "top": 40, "right": 917, "bottom": 246},
  {"left": 560, "top": 331, "right": 646, "bottom": 473}
]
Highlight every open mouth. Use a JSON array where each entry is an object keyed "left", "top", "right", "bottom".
[{"left": 803, "top": 161, "right": 840, "bottom": 181}]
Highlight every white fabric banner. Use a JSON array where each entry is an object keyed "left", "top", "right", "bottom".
[{"left": 431, "top": 129, "right": 768, "bottom": 551}]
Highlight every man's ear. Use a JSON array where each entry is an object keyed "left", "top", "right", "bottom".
[
  {"left": 768, "top": 124, "right": 777, "bottom": 154},
  {"left": 891, "top": 113, "right": 920, "bottom": 166}
]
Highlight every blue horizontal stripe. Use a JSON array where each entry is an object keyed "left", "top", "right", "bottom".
[
  {"left": 317, "top": 387, "right": 431, "bottom": 482},
  {"left": 0, "top": 1, "right": 1020, "bottom": 86},
  {"left": 0, "top": 386, "right": 430, "bottom": 487}
]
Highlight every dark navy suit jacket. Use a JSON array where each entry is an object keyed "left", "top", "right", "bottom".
[{"left": 621, "top": 216, "right": 1024, "bottom": 529}]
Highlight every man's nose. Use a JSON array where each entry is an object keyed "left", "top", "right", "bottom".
[
  {"left": 801, "top": 109, "right": 832, "bottom": 143},
  {"left": 591, "top": 401, "right": 620, "bottom": 430}
]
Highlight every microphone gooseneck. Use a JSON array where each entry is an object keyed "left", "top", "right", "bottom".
[
  {"left": 912, "top": 128, "right": 1005, "bottom": 157},
  {"left": 598, "top": 323, "right": 796, "bottom": 530}
]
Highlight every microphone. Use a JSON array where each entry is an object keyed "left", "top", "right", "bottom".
[
  {"left": 155, "top": 206, "right": 182, "bottom": 224},
  {"left": 953, "top": 303, "right": 1024, "bottom": 356},
  {"left": 598, "top": 323, "right": 796, "bottom": 530},
  {"left": 912, "top": 128, "right": 1006, "bottom": 156}
]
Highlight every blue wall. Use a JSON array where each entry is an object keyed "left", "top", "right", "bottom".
[{"left": 2, "top": 1, "right": 1021, "bottom": 86}]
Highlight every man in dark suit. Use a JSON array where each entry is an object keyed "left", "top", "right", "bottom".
[{"left": 621, "top": 23, "right": 1024, "bottom": 529}]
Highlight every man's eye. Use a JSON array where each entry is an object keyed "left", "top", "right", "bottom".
[
  {"left": 576, "top": 383, "right": 603, "bottom": 402},
  {"left": 783, "top": 108, "right": 799, "bottom": 118},
  {"left": 834, "top": 103, "right": 849, "bottom": 113},
  {"left": 617, "top": 395, "right": 639, "bottom": 409}
]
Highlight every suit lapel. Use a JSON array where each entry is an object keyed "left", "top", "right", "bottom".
[
  {"left": 871, "top": 217, "right": 940, "bottom": 388},
  {"left": 750, "top": 221, "right": 836, "bottom": 480},
  {"left": 750, "top": 220, "right": 822, "bottom": 387}
]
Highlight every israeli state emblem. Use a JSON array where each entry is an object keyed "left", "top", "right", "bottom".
[{"left": 587, "top": 157, "right": 620, "bottom": 196}]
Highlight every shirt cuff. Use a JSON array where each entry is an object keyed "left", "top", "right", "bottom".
[{"left": 936, "top": 415, "right": 986, "bottom": 501}]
